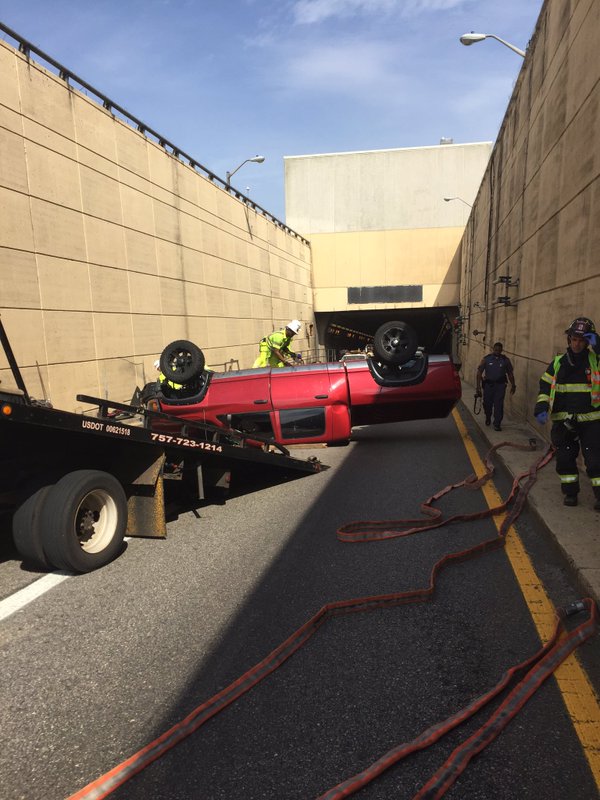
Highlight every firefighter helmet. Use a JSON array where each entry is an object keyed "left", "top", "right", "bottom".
[{"left": 565, "top": 317, "right": 596, "bottom": 337}]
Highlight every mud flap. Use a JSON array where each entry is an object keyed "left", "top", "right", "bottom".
[{"left": 124, "top": 451, "right": 167, "bottom": 538}]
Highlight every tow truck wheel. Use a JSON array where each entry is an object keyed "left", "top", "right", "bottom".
[
  {"left": 373, "top": 320, "right": 418, "bottom": 365},
  {"left": 41, "top": 470, "right": 128, "bottom": 573},
  {"left": 12, "top": 486, "right": 54, "bottom": 569},
  {"left": 160, "top": 340, "right": 205, "bottom": 384}
]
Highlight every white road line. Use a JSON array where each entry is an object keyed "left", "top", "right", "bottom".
[
  {"left": 0, "top": 572, "right": 71, "bottom": 622},
  {"left": 0, "top": 537, "right": 134, "bottom": 623}
]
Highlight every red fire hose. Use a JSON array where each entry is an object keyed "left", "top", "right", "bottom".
[{"left": 68, "top": 440, "right": 597, "bottom": 800}]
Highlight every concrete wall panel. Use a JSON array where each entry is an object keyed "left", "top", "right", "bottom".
[
  {"left": 89, "top": 265, "right": 130, "bottom": 313},
  {"left": 17, "top": 61, "right": 76, "bottom": 144},
  {"left": 0, "top": 42, "right": 20, "bottom": 109},
  {"left": 74, "top": 101, "right": 119, "bottom": 165},
  {"left": 115, "top": 126, "right": 150, "bottom": 179},
  {"left": 84, "top": 216, "right": 127, "bottom": 268},
  {"left": 0, "top": 189, "right": 35, "bottom": 250},
  {"left": 80, "top": 164, "right": 122, "bottom": 224},
  {"left": 30, "top": 198, "right": 87, "bottom": 260},
  {"left": 37, "top": 256, "right": 91, "bottom": 311},
  {"left": 0, "top": 251, "right": 41, "bottom": 309},
  {"left": 43, "top": 310, "right": 96, "bottom": 363},
  {"left": 124, "top": 229, "right": 158, "bottom": 273},
  {"left": 92, "top": 313, "right": 135, "bottom": 360},
  {"left": 120, "top": 183, "right": 155, "bottom": 236},
  {"left": 0, "top": 126, "right": 28, "bottom": 192}
]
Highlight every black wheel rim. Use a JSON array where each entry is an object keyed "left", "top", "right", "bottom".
[
  {"left": 168, "top": 348, "right": 193, "bottom": 378},
  {"left": 381, "top": 326, "right": 411, "bottom": 358}
]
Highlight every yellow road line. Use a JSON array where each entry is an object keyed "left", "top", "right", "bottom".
[{"left": 452, "top": 408, "right": 600, "bottom": 784}]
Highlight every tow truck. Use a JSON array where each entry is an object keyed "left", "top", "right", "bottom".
[{"left": 0, "top": 317, "right": 324, "bottom": 574}]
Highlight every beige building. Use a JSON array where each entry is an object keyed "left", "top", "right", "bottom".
[
  {"left": 0, "top": 32, "right": 313, "bottom": 412},
  {"left": 284, "top": 142, "right": 492, "bottom": 354}
]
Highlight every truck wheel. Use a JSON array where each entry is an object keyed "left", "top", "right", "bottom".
[
  {"left": 41, "top": 470, "right": 128, "bottom": 573},
  {"left": 12, "top": 486, "right": 54, "bottom": 570},
  {"left": 160, "top": 340, "right": 205, "bottom": 384},
  {"left": 373, "top": 320, "right": 418, "bottom": 365}
]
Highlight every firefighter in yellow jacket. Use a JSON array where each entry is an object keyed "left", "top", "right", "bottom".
[
  {"left": 253, "top": 320, "right": 302, "bottom": 368},
  {"left": 534, "top": 317, "right": 600, "bottom": 509}
]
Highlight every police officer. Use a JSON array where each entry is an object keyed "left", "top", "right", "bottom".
[
  {"left": 253, "top": 320, "right": 302, "bottom": 368},
  {"left": 476, "top": 342, "right": 516, "bottom": 431},
  {"left": 534, "top": 317, "right": 600, "bottom": 509}
]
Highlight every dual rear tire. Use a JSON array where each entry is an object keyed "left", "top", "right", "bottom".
[{"left": 12, "top": 470, "right": 127, "bottom": 573}]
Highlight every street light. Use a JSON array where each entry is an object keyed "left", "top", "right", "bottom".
[
  {"left": 226, "top": 155, "right": 265, "bottom": 186},
  {"left": 444, "top": 196, "right": 472, "bottom": 208},
  {"left": 460, "top": 32, "right": 526, "bottom": 58}
]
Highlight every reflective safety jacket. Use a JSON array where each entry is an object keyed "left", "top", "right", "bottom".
[
  {"left": 158, "top": 371, "right": 184, "bottom": 391},
  {"left": 253, "top": 329, "right": 297, "bottom": 368},
  {"left": 534, "top": 349, "right": 600, "bottom": 423}
]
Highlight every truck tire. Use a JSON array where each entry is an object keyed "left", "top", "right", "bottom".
[
  {"left": 373, "top": 320, "right": 418, "bottom": 365},
  {"left": 160, "top": 340, "right": 205, "bottom": 384},
  {"left": 41, "top": 470, "right": 128, "bottom": 573},
  {"left": 12, "top": 486, "right": 54, "bottom": 570}
]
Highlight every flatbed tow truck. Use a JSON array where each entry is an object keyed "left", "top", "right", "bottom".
[{"left": 0, "top": 317, "right": 324, "bottom": 573}]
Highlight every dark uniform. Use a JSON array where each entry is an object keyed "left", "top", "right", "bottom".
[
  {"left": 477, "top": 346, "right": 515, "bottom": 431},
  {"left": 534, "top": 319, "right": 600, "bottom": 507}
]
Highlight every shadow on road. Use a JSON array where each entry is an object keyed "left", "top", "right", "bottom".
[{"left": 92, "top": 416, "right": 600, "bottom": 799}]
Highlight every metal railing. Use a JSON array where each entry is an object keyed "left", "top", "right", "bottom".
[{"left": 0, "top": 21, "right": 310, "bottom": 246}]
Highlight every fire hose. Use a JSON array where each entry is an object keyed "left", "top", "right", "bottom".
[{"left": 68, "top": 440, "right": 597, "bottom": 800}]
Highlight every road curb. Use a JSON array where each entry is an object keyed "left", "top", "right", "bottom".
[{"left": 459, "top": 382, "right": 600, "bottom": 607}]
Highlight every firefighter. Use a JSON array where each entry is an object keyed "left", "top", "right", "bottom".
[
  {"left": 534, "top": 316, "right": 600, "bottom": 509},
  {"left": 155, "top": 358, "right": 185, "bottom": 394},
  {"left": 253, "top": 320, "right": 302, "bottom": 368},
  {"left": 475, "top": 342, "right": 516, "bottom": 431}
]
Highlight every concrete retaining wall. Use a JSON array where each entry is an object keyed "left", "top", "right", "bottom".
[
  {"left": 454, "top": 0, "right": 600, "bottom": 422},
  {"left": 0, "top": 39, "right": 313, "bottom": 411}
]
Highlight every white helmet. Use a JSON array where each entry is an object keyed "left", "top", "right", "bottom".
[{"left": 286, "top": 319, "right": 301, "bottom": 334}]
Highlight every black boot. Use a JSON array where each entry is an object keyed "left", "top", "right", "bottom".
[{"left": 563, "top": 495, "right": 578, "bottom": 507}]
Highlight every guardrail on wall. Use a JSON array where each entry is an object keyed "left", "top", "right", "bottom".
[{"left": 0, "top": 20, "right": 310, "bottom": 247}]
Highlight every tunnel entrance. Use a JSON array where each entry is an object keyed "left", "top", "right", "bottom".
[{"left": 316, "top": 307, "right": 458, "bottom": 360}]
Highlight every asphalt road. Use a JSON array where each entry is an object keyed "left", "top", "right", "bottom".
[{"left": 1, "top": 408, "right": 598, "bottom": 800}]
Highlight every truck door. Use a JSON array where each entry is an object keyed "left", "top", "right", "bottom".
[
  {"left": 208, "top": 369, "right": 275, "bottom": 438},
  {"left": 269, "top": 364, "right": 351, "bottom": 444}
]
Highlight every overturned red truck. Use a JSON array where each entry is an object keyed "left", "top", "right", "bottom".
[{"left": 149, "top": 321, "right": 462, "bottom": 447}]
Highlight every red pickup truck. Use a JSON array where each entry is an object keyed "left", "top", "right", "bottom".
[{"left": 149, "top": 321, "right": 461, "bottom": 447}]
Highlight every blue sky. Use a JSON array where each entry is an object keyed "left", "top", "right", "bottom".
[{"left": 0, "top": 0, "right": 543, "bottom": 222}]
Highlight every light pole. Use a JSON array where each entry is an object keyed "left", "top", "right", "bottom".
[
  {"left": 444, "top": 196, "right": 472, "bottom": 208},
  {"left": 460, "top": 32, "right": 526, "bottom": 58},
  {"left": 226, "top": 155, "right": 265, "bottom": 186}
]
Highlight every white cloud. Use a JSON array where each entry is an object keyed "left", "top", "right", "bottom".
[
  {"left": 292, "top": 0, "right": 470, "bottom": 25},
  {"left": 293, "top": 0, "right": 393, "bottom": 24},
  {"left": 280, "top": 40, "right": 403, "bottom": 95}
]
